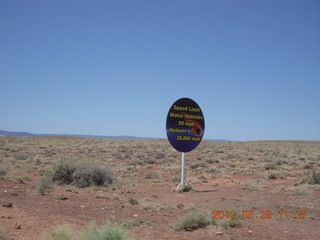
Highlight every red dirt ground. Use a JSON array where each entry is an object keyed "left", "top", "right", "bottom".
[{"left": 1, "top": 174, "right": 319, "bottom": 240}]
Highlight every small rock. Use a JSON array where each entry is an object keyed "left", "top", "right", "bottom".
[
  {"left": 15, "top": 224, "right": 22, "bottom": 229},
  {"left": 2, "top": 203, "right": 13, "bottom": 208},
  {"left": 248, "top": 230, "right": 253, "bottom": 233},
  {"left": 215, "top": 231, "right": 223, "bottom": 235},
  {"left": 133, "top": 214, "right": 138, "bottom": 218}
]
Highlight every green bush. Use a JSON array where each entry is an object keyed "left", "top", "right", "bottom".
[
  {"left": 52, "top": 161, "right": 76, "bottom": 185},
  {"left": 0, "top": 224, "right": 9, "bottom": 240},
  {"left": 174, "top": 211, "right": 210, "bottom": 231},
  {"left": 72, "top": 162, "right": 115, "bottom": 188},
  {"left": 128, "top": 198, "right": 139, "bottom": 205},
  {"left": 38, "top": 175, "right": 53, "bottom": 195},
  {"left": 85, "top": 221, "right": 129, "bottom": 240},
  {"left": 222, "top": 217, "right": 242, "bottom": 229},
  {"left": 41, "top": 226, "right": 76, "bottom": 240}
]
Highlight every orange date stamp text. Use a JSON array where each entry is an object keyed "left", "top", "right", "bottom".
[{"left": 212, "top": 210, "right": 308, "bottom": 220}]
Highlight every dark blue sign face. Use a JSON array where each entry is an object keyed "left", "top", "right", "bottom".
[{"left": 166, "top": 98, "right": 205, "bottom": 152}]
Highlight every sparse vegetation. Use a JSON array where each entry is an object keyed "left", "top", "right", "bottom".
[
  {"left": 222, "top": 217, "right": 242, "bottom": 229},
  {"left": 38, "top": 174, "right": 54, "bottom": 195},
  {"left": 85, "top": 221, "right": 130, "bottom": 240},
  {"left": 72, "top": 162, "right": 115, "bottom": 188},
  {"left": 145, "top": 173, "right": 159, "bottom": 179},
  {"left": 128, "top": 198, "right": 139, "bottom": 205},
  {"left": 308, "top": 169, "right": 320, "bottom": 184},
  {"left": 40, "top": 221, "right": 132, "bottom": 240},
  {"left": 1, "top": 137, "right": 320, "bottom": 240},
  {"left": 0, "top": 225, "right": 9, "bottom": 240},
  {"left": 0, "top": 169, "right": 6, "bottom": 176},
  {"left": 264, "top": 163, "right": 277, "bottom": 170},
  {"left": 40, "top": 225, "right": 76, "bottom": 240},
  {"left": 52, "top": 161, "right": 76, "bottom": 185},
  {"left": 174, "top": 211, "right": 210, "bottom": 231}
]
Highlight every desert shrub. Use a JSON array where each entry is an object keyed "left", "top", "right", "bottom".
[
  {"left": 206, "top": 168, "right": 221, "bottom": 174},
  {"left": 220, "top": 209, "right": 242, "bottom": 229},
  {"left": 174, "top": 211, "right": 210, "bottom": 231},
  {"left": 222, "top": 217, "right": 242, "bottom": 229},
  {"left": 176, "top": 203, "right": 184, "bottom": 209},
  {"left": 244, "top": 177, "right": 267, "bottom": 192},
  {"left": 130, "top": 161, "right": 143, "bottom": 166},
  {"left": 206, "top": 159, "right": 219, "bottom": 164},
  {"left": 227, "top": 154, "right": 236, "bottom": 159},
  {"left": 38, "top": 175, "right": 53, "bottom": 195},
  {"left": 128, "top": 198, "right": 138, "bottom": 205},
  {"left": 85, "top": 221, "right": 129, "bottom": 240},
  {"left": 215, "top": 150, "right": 224, "bottom": 153},
  {"left": 145, "top": 159, "right": 156, "bottom": 164},
  {"left": 72, "top": 162, "right": 115, "bottom": 188},
  {"left": 172, "top": 176, "right": 180, "bottom": 183},
  {"left": 0, "top": 224, "right": 9, "bottom": 240},
  {"left": 268, "top": 172, "right": 286, "bottom": 180},
  {"left": 119, "top": 218, "right": 143, "bottom": 228},
  {"left": 40, "top": 226, "right": 76, "bottom": 240},
  {"left": 276, "top": 159, "right": 288, "bottom": 166},
  {"left": 309, "top": 169, "right": 320, "bottom": 184},
  {"left": 190, "top": 163, "right": 207, "bottom": 169},
  {"left": 145, "top": 173, "right": 159, "bottom": 179},
  {"left": 52, "top": 161, "right": 76, "bottom": 185},
  {"left": 216, "top": 164, "right": 226, "bottom": 169},
  {"left": 0, "top": 169, "right": 6, "bottom": 176},
  {"left": 263, "top": 158, "right": 273, "bottom": 162},
  {"left": 304, "top": 164, "right": 312, "bottom": 169},
  {"left": 155, "top": 152, "right": 165, "bottom": 159},
  {"left": 264, "top": 163, "right": 277, "bottom": 170}
]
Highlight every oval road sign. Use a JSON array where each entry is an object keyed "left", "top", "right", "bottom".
[{"left": 166, "top": 98, "right": 205, "bottom": 152}]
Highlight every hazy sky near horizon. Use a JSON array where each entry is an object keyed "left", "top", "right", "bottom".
[{"left": 1, "top": 0, "right": 319, "bottom": 141}]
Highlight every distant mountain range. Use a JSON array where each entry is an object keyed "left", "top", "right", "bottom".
[{"left": 0, "top": 130, "right": 229, "bottom": 141}]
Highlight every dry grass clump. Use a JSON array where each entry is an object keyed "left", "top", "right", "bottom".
[
  {"left": 38, "top": 174, "right": 54, "bottom": 195},
  {"left": 52, "top": 161, "right": 76, "bottom": 185},
  {"left": 296, "top": 168, "right": 320, "bottom": 185},
  {"left": 264, "top": 163, "right": 277, "bottom": 170},
  {"left": 0, "top": 224, "right": 9, "bottom": 240},
  {"left": 38, "top": 161, "right": 116, "bottom": 194},
  {"left": 309, "top": 169, "right": 320, "bottom": 184},
  {"left": 173, "top": 211, "right": 210, "bottom": 231},
  {"left": 267, "top": 171, "right": 286, "bottom": 180},
  {"left": 40, "top": 220, "right": 132, "bottom": 240},
  {"left": 243, "top": 176, "right": 267, "bottom": 192},
  {"left": 85, "top": 221, "right": 131, "bottom": 240},
  {"left": 72, "top": 162, "right": 115, "bottom": 188}
]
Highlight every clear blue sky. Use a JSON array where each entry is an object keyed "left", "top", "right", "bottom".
[{"left": 1, "top": 0, "right": 319, "bottom": 141}]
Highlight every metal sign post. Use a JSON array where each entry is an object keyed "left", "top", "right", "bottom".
[{"left": 176, "top": 152, "right": 189, "bottom": 191}]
